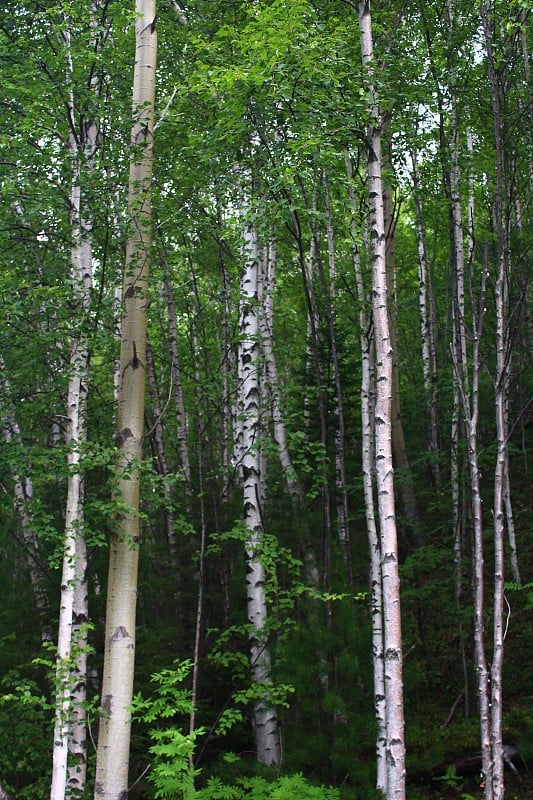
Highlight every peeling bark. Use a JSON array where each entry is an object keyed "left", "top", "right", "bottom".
[
  {"left": 358, "top": 2, "right": 406, "bottom": 795},
  {"left": 239, "top": 193, "right": 280, "bottom": 767}
]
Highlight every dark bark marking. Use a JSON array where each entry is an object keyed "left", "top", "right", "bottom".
[
  {"left": 102, "top": 694, "right": 112, "bottom": 716},
  {"left": 111, "top": 625, "right": 130, "bottom": 641}
]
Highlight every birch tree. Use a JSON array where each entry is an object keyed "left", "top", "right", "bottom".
[
  {"left": 346, "top": 153, "right": 387, "bottom": 794},
  {"left": 50, "top": 13, "right": 98, "bottom": 795},
  {"left": 94, "top": 2, "right": 157, "bottom": 796},
  {"left": 358, "top": 1, "right": 406, "bottom": 796},
  {"left": 238, "top": 193, "right": 281, "bottom": 767}
]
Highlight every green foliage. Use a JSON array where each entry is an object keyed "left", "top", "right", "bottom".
[
  {"left": 131, "top": 660, "right": 204, "bottom": 800},
  {"left": 131, "top": 661, "right": 339, "bottom": 800},
  {"left": 0, "top": 671, "right": 52, "bottom": 799},
  {"left": 196, "top": 773, "right": 340, "bottom": 800},
  {"left": 435, "top": 765, "right": 462, "bottom": 789}
]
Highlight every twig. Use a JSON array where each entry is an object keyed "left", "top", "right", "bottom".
[{"left": 440, "top": 688, "right": 465, "bottom": 729}]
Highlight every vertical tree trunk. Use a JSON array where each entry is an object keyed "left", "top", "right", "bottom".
[
  {"left": 239, "top": 196, "right": 280, "bottom": 767},
  {"left": 146, "top": 336, "right": 177, "bottom": 554},
  {"left": 482, "top": 7, "right": 510, "bottom": 797},
  {"left": 51, "top": 18, "right": 96, "bottom": 798},
  {"left": 94, "top": 3, "right": 157, "bottom": 797},
  {"left": 446, "top": 0, "right": 471, "bottom": 720},
  {"left": 346, "top": 152, "right": 387, "bottom": 794},
  {"left": 409, "top": 137, "right": 440, "bottom": 488},
  {"left": 257, "top": 236, "right": 301, "bottom": 500},
  {"left": 292, "top": 209, "right": 333, "bottom": 622},
  {"left": 358, "top": 3, "right": 406, "bottom": 796},
  {"left": 383, "top": 152, "right": 420, "bottom": 543},
  {"left": 455, "top": 249, "right": 492, "bottom": 799},
  {"left": 216, "top": 194, "right": 233, "bottom": 500},
  {"left": 161, "top": 253, "right": 192, "bottom": 494},
  {"left": 322, "top": 173, "right": 352, "bottom": 584}
]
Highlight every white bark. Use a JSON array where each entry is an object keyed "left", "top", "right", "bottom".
[
  {"left": 346, "top": 153, "right": 386, "bottom": 793},
  {"left": 217, "top": 198, "right": 233, "bottom": 498},
  {"left": 51, "top": 18, "right": 96, "bottom": 798},
  {"left": 257, "top": 236, "right": 300, "bottom": 499},
  {"left": 94, "top": 3, "right": 157, "bottom": 797},
  {"left": 358, "top": 2, "right": 405, "bottom": 796},
  {"left": 410, "top": 139, "right": 440, "bottom": 488},
  {"left": 447, "top": 0, "right": 471, "bottom": 723},
  {"left": 0, "top": 779, "right": 13, "bottom": 800},
  {"left": 239, "top": 198, "right": 280, "bottom": 767},
  {"left": 483, "top": 7, "right": 510, "bottom": 796}
]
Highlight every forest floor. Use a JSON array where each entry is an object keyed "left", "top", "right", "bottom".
[{"left": 424, "top": 774, "right": 533, "bottom": 800}]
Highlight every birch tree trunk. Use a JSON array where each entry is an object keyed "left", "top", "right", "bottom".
[
  {"left": 94, "top": 3, "right": 157, "bottom": 797},
  {"left": 51, "top": 18, "right": 97, "bottom": 798},
  {"left": 358, "top": 2, "right": 405, "bottom": 796},
  {"left": 446, "top": 0, "right": 471, "bottom": 720},
  {"left": 161, "top": 252, "right": 191, "bottom": 493},
  {"left": 257, "top": 236, "right": 301, "bottom": 500},
  {"left": 383, "top": 156, "right": 420, "bottom": 543},
  {"left": 409, "top": 137, "right": 440, "bottom": 488},
  {"left": 455, "top": 249, "right": 492, "bottom": 798},
  {"left": 346, "top": 153, "right": 386, "bottom": 794},
  {"left": 239, "top": 200, "right": 280, "bottom": 767},
  {"left": 482, "top": 6, "right": 511, "bottom": 796}
]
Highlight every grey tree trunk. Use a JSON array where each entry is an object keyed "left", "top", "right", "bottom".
[
  {"left": 161, "top": 253, "right": 191, "bottom": 493},
  {"left": 322, "top": 174, "right": 352, "bottom": 583},
  {"left": 146, "top": 336, "right": 177, "bottom": 554}
]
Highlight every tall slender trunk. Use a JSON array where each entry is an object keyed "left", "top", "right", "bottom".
[
  {"left": 146, "top": 337, "right": 177, "bottom": 554},
  {"left": 190, "top": 328, "right": 207, "bottom": 750},
  {"left": 292, "top": 209, "right": 333, "bottom": 623},
  {"left": 161, "top": 253, "right": 191, "bottom": 494},
  {"left": 216, "top": 194, "right": 233, "bottom": 499},
  {"left": 94, "top": 4, "right": 157, "bottom": 797},
  {"left": 346, "top": 154, "right": 386, "bottom": 794},
  {"left": 239, "top": 196, "right": 280, "bottom": 767},
  {"left": 383, "top": 152, "right": 420, "bottom": 543},
  {"left": 446, "top": 0, "right": 471, "bottom": 720},
  {"left": 51, "top": 18, "right": 96, "bottom": 798},
  {"left": 322, "top": 173, "right": 352, "bottom": 584},
  {"left": 257, "top": 236, "right": 301, "bottom": 500},
  {"left": 454, "top": 248, "right": 491, "bottom": 798},
  {"left": 482, "top": 6, "right": 511, "bottom": 796},
  {"left": 409, "top": 137, "right": 440, "bottom": 488},
  {"left": 358, "top": 3, "right": 405, "bottom": 796}
]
